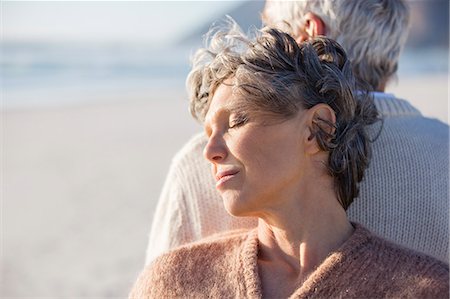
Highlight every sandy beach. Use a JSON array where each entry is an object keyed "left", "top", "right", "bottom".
[
  {"left": 2, "top": 88, "right": 202, "bottom": 297},
  {"left": 2, "top": 75, "right": 448, "bottom": 297}
]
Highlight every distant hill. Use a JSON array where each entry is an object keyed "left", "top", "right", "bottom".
[
  {"left": 175, "top": 0, "right": 264, "bottom": 47},
  {"left": 406, "top": 0, "right": 449, "bottom": 49},
  {"left": 176, "top": 0, "right": 448, "bottom": 50}
]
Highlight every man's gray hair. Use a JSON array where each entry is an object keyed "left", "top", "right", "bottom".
[{"left": 265, "top": 0, "right": 410, "bottom": 90}]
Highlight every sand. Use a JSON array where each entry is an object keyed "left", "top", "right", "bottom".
[
  {"left": 2, "top": 89, "right": 202, "bottom": 297},
  {"left": 2, "top": 75, "right": 448, "bottom": 297}
]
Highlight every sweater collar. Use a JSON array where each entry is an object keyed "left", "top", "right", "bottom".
[
  {"left": 371, "top": 92, "right": 421, "bottom": 118},
  {"left": 292, "top": 223, "right": 373, "bottom": 297},
  {"left": 239, "top": 223, "right": 374, "bottom": 298},
  {"left": 240, "top": 229, "right": 262, "bottom": 298}
]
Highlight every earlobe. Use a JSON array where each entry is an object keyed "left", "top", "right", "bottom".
[
  {"left": 295, "top": 35, "right": 308, "bottom": 44},
  {"left": 304, "top": 124, "right": 321, "bottom": 155}
]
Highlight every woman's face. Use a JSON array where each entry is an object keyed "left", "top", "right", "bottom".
[{"left": 203, "top": 83, "right": 310, "bottom": 217}]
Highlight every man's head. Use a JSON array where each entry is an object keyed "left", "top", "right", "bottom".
[{"left": 262, "top": 0, "right": 410, "bottom": 91}]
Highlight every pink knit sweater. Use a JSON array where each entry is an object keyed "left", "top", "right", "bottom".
[{"left": 131, "top": 224, "right": 448, "bottom": 298}]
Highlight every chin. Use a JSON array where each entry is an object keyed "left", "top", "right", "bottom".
[{"left": 221, "top": 190, "right": 255, "bottom": 218}]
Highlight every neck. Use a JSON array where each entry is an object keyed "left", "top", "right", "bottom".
[
  {"left": 256, "top": 194, "right": 353, "bottom": 280},
  {"left": 376, "top": 85, "right": 386, "bottom": 92},
  {"left": 376, "top": 76, "right": 388, "bottom": 92}
]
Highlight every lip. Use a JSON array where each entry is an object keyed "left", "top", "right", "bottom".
[{"left": 215, "top": 169, "right": 239, "bottom": 188}]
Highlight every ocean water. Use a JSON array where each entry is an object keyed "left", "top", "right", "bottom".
[
  {"left": 1, "top": 42, "right": 448, "bottom": 109},
  {"left": 1, "top": 42, "right": 193, "bottom": 108}
]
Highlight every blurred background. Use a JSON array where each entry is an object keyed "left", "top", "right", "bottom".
[{"left": 1, "top": 0, "right": 448, "bottom": 297}]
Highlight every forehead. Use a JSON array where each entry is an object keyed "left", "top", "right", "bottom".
[
  {"left": 210, "top": 83, "right": 234, "bottom": 110},
  {"left": 204, "top": 83, "right": 236, "bottom": 122}
]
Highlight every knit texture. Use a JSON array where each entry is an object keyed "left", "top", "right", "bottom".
[
  {"left": 145, "top": 93, "right": 449, "bottom": 264},
  {"left": 133, "top": 224, "right": 449, "bottom": 298}
]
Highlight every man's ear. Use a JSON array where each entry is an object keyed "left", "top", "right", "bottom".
[
  {"left": 294, "top": 12, "right": 326, "bottom": 44},
  {"left": 304, "top": 104, "right": 336, "bottom": 155}
]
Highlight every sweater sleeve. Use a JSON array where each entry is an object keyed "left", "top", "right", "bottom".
[{"left": 144, "top": 156, "right": 194, "bottom": 265}]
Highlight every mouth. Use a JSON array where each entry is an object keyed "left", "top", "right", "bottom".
[{"left": 215, "top": 169, "right": 239, "bottom": 188}]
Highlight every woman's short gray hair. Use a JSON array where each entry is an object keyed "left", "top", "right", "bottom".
[
  {"left": 264, "top": 0, "right": 410, "bottom": 91},
  {"left": 187, "top": 20, "right": 379, "bottom": 210}
]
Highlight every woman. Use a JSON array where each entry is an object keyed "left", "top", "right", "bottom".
[{"left": 130, "top": 24, "right": 448, "bottom": 298}]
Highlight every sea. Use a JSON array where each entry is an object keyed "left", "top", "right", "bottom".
[
  {"left": 1, "top": 41, "right": 448, "bottom": 109},
  {"left": 1, "top": 42, "right": 194, "bottom": 109}
]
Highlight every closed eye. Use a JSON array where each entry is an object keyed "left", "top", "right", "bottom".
[{"left": 229, "top": 114, "right": 249, "bottom": 129}]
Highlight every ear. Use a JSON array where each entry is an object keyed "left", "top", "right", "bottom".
[
  {"left": 294, "top": 12, "right": 326, "bottom": 44},
  {"left": 304, "top": 104, "right": 336, "bottom": 155}
]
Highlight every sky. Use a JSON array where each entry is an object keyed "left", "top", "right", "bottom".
[{"left": 2, "top": 1, "right": 243, "bottom": 45}]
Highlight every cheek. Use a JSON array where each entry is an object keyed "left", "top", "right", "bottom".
[
  {"left": 229, "top": 129, "right": 265, "bottom": 166},
  {"left": 232, "top": 128, "right": 302, "bottom": 179}
]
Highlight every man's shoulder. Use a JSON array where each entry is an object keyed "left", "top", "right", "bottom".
[
  {"left": 375, "top": 93, "right": 449, "bottom": 134},
  {"left": 368, "top": 94, "right": 449, "bottom": 175},
  {"left": 372, "top": 95, "right": 449, "bottom": 169}
]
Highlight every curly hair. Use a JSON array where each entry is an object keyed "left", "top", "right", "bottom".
[{"left": 186, "top": 20, "right": 380, "bottom": 210}]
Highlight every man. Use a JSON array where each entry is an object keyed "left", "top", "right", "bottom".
[{"left": 146, "top": 0, "right": 449, "bottom": 264}]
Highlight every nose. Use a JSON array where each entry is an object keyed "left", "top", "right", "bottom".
[{"left": 203, "top": 133, "right": 227, "bottom": 163}]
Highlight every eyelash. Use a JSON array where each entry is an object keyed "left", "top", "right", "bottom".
[{"left": 229, "top": 115, "right": 249, "bottom": 129}]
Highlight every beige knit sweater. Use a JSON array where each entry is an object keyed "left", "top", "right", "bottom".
[{"left": 133, "top": 224, "right": 449, "bottom": 298}]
